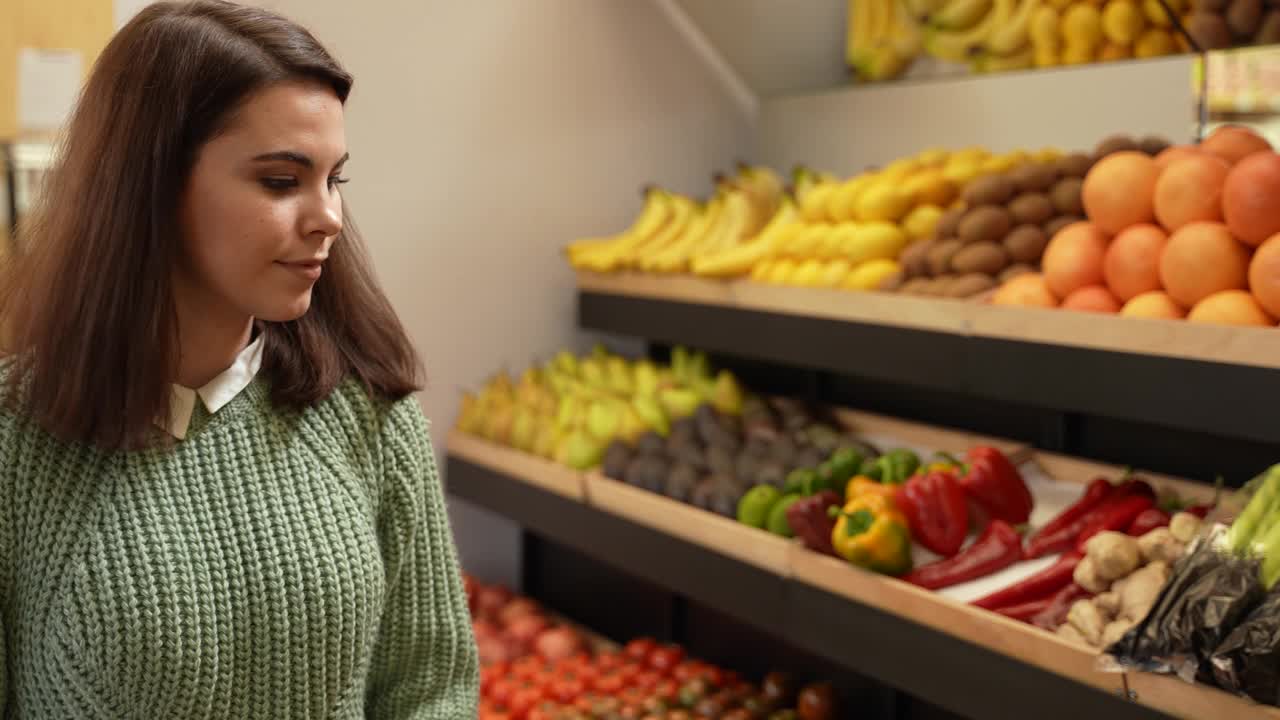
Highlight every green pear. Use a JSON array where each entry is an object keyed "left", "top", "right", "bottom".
[
  {"left": 510, "top": 406, "right": 538, "bottom": 452},
  {"left": 586, "top": 399, "right": 623, "bottom": 441},
  {"left": 688, "top": 350, "right": 711, "bottom": 382},
  {"left": 580, "top": 358, "right": 607, "bottom": 389},
  {"left": 556, "top": 430, "right": 606, "bottom": 470},
  {"left": 553, "top": 350, "right": 579, "bottom": 377},
  {"left": 591, "top": 343, "right": 611, "bottom": 361},
  {"left": 556, "top": 394, "right": 581, "bottom": 431},
  {"left": 671, "top": 346, "right": 691, "bottom": 382},
  {"left": 710, "top": 370, "right": 744, "bottom": 416},
  {"left": 456, "top": 392, "right": 484, "bottom": 434},
  {"left": 658, "top": 387, "right": 701, "bottom": 420},
  {"left": 606, "top": 356, "right": 634, "bottom": 396},
  {"left": 618, "top": 405, "right": 648, "bottom": 442},
  {"left": 632, "top": 394, "right": 670, "bottom": 437},
  {"left": 482, "top": 402, "right": 515, "bottom": 445},
  {"left": 633, "top": 360, "right": 660, "bottom": 397},
  {"left": 533, "top": 420, "right": 560, "bottom": 459}
]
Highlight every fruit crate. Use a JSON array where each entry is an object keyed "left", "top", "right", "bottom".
[{"left": 447, "top": 429, "right": 586, "bottom": 501}]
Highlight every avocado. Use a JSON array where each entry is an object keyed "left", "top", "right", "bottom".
[
  {"left": 665, "top": 463, "right": 699, "bottom": 502},
  {"left": 767, "top": 494, "right": 802, "bottom": 537},
  {"left": 602, "top": 440, "right": 633, "bottom": 481},
  {"left": 623, "top": 455, "right": 669, "bottom": 493}
]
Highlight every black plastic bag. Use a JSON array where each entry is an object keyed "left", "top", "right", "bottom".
[
  {"left": 1106, "top": 534, "right": 1265, "bottom": 682},
  {"left": 1211, "top": 587, "right": 1280, "bottom": 705}
]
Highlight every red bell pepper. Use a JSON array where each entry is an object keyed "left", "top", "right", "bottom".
[
  {"left": 1031, "top": 583, "right": 1094, "bottom": 630},
  {"left": 1126, "top": 507, "right": 1171, "bottom": 536},
  {"left": 1074, "top": 493, "right": 1155, "bottom": 553},
  {"left": 1024, "top": 477, "right": 1154, "bottom": 558},
  {"left": 970, "top": 551, "right": 1083, "bottom": 610},
  {"left": 955, "top": 446, "right": 1033, "bottom": 527},
  {"left": 994, "top": 596, "right": 1056, "bottom": 623},
  {"left": 903, "top": 520, "right": 1023, "bottom": 591},
  {"left": 895, "top": 469, "right": 969, "bottom": 557},
  {"left": 785, "top": 490, "right": 842, "bottom": 557}
]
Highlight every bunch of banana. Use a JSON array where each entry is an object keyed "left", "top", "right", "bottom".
[
  {"left": 846, "top": 0, "right": 924, "bottom": 82},
  {"left": 566, "top": 165, "right": 783, "bottom": 275},
  {"left": 923, "top": 0, "right": 1041, "bottom": 67}
]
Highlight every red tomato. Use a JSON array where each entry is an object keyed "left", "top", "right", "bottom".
[
  {"left": 489, "top": 679, "right": 518, "bottom": 707},
  {"left": 595, "top": 651, "right": 626, "bottom": 673},
  {"left": 654, "top": 679, "right": 679, "bottom": 702},
  {"left": 697, "top": 665, "right": 724, "bottom": 688},
  {"left": 512, "top": 657, "right": 544, "bottom": 681},
  {"left": 618, "top": 687, "right": 646, "bottom": 707},
  {"left": 549, "top": 678, "right": 586, "bottom": 704},
  {"left": 593, "top": 673, "right": 625, "bottom": 696},
  {"left": 509, "top": 687, "right": 543, "bottom": 718},
  {"left": 645, "top": 645, "right": 685, "bottom": 674},
  {"left": 526, "top": 710, "right": 551, "bottom": 720},
  {"left": 615, "top": 663, "right": 641, "bottom": 686},
  {"left": 478, "top": 711, "right": 511, "bottom": 720},
  {"left": 624, "top": 637, "right": 658, "bottom": 662},
  {"left": 671, "top": 661, "right": 701, "bottom": 683},
  {"left": 632, "top": 670, "right": 662, "bottom": 691}
]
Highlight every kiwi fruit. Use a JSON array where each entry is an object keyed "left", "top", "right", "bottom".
[
  {"left": 1050, "top": 178, "right": 1085, "bottom": 216},
  {"left": 603, "top": 440, "right": 634, "bottom": 480},
  {"left": 947, "top": 273, "right": 997, "bottom": 298},
  {"left": 1004, "top": 224, "right": 1050, "bottom": 263},
  {"left": 958, "top": 206, "right": 1014, "bottom": 245},
  {"left": 951, "top": 241, "right": 1010, "bottom": 275},
  {"left": 878, "top": 271, "right": 906, "bottom": 292},
  {"left": 1009, "top": 193, "right": 1055, "bottom": 226},
  {"left": 935, "top": 207, "right": 967, "bottom": 238},
  {"left": 900, "top": 277, "right": 934, "bottom": 295},
  {"left": 1044, "top": 214, "right": 1084, "bottom": 239},
  {"left": 1188, "top": 11, "right": 1234, "bottom": 47},
  {"left": 1000, "top": 263, "right": 1036, "bottom": 283},
  {"left": 962, "top": 175, "right": 1017, "bottom": 207},
  {"left": 927, "top": 239, "right": 965, "bottom": 277},
  {"left": 1056, "top": 153, "right": 1094, "bottom": 179},
  {"left": 1258, "top": 10, "right": 1280, "bottom": 42},
  {"left": 1094, "top": 134, "right": 1139, "bottom": 159},
  {"left": 1009, "top": 163, "right": 1058, "bottom": 193},
  {"left": 1138, "top": 135, "right": 1172, "bottom": 157},
  {"left": 664, "top": 463, "right": 699, "bottom": 502},
  {"left": 900, "top": 238, "right": 936, "bottom": 278},
  {"left": 1227, "top": 0, "right": 1264, "bottom": 36},
  {"left": 624, "top": 455, "right": 669, "bottom": 493}
]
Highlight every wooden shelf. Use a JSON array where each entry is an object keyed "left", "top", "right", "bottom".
[
  {"left": 447, "top": 429, "right": 585, "bottom": 501},
  {"left": 446, "top": 428, "right": 1279, "bottom": 720},
  {"left": 577, "top": 271, "right": 1280, "bottom": 446}
]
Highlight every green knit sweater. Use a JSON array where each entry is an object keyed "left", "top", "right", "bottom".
[{"left": 0, "top": 377, "right": 479, "bottom": 718}]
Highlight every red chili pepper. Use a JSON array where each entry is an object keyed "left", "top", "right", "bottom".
[
  {"left": 1024, "top": 478, "right": 1113, "bottom": 558},
  {"left": 994, "top": 596, "right": 1056, "bottom": 623},
  {"left": 1184, "top": 504, "right": 1212, "bottom": 519},
  {"left": 1126, "top": 507, "right": 1171, "bottom": 536},
  {"left": 970, "top": 551, "right": 1082, "bottom": 610},
  {"left": 1024, "top": 477, "right": 1154, "bottom": 558},
  {"left": 1031, "top": 583, "right": 1094, "bottom": 630},
  {"left": 956, "top": 447, "right": 1033, "bottom": 526},
  {"left": 1074, "top": 494, "right": 1155, "bottom": 553},
  {"left": 903, "top": 520, "right": 1023, "bottom": 591},
  {"left": 896, "top": 469, "right": 969, "bottom": 557}
]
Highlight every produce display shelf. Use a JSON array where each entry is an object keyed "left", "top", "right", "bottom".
[
  {"left": 447, "top": 429, "right": 586, "bottom": 501},
  {"left": 446, "top": 432, "right": 1278, "bottom": 720},
  {"left": 576, "top": 271, "right": 1280, "bottom": 446}
]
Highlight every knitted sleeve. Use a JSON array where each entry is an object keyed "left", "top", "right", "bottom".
[{"left": 364, "top": 397, "right": 479, "bottom": 719}]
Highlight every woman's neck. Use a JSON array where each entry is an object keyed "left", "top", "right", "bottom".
[{"left": 173, "top": 293, "right": 255, "bottom": 389}]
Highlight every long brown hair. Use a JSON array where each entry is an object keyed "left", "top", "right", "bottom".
[{"left": 0, "top": 0, "right": 421, "bottom": 449}]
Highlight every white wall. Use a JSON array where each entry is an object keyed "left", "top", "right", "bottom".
[
  {"left": 256, "top": 0, "right": 753, "bottom": 586},
  {"left": 757, "top": 56, "right": 1199, "bottom": 175}
]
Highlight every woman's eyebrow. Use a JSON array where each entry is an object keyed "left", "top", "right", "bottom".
[{"left": 252, "top": 150, "right": 350, "bottom": 170}]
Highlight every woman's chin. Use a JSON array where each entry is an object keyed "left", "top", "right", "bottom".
[{"left": 255, "top": 292, "right": 314, "bottom": 323}]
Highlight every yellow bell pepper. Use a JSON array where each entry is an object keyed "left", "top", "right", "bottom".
[
  {"left": 830, "top": 493, "right": 913, "bottom": 576},
  {"left": 845, "top": 475, "right": 898, "bottom": 503}
]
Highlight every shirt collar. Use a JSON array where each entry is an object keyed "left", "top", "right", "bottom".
[{"left": 163, "top": 334, "right": 264, "bottom": 440}]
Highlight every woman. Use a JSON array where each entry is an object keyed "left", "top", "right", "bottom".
[{"left": 0, "top": 1, "right": 478, "bottom": 717}]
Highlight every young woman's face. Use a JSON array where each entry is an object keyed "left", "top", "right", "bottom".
[{"left": 178, "top": 80, "right": 347, "bottom": 324}]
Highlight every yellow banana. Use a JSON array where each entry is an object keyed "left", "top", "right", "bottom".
[
  {"left": 930, "top": 0, "right": 993, "bottom": 30},
  {"left": 925, "top": 0, "right": 1012, "bottom": 61},
  {"left": 693, "top": 188, "right": 752, "bottom": 261},
  {"left": 986, "top": 0, "right": 1041, "bottom": 54},
  {"left": 889, "top": 0, "right": 925, "bottom": 58},
  {"left": 907, "top": 0, "right": 949, "bottom": 20},
  {"left": 642, "top": 194, "right": 721, "bottom": 273},
  {"left": 616, "top": 194, "right": 695, "bottom": 270},
  {"left": 972, "top": 44, "right": 1035, "bottom": 72},
  {"left": 693, "top": 197, "right": 800, "bottom": 278},
  {"left": 568, "top": 190, "right": 672, "bottom": 271}
]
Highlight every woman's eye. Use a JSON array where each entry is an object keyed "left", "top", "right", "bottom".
[
  {"left": 328, "top": 175, "right": 350, "bottom": 188},
  {"left": 260, "top": 177, "right": 297, "bottom": 190}
]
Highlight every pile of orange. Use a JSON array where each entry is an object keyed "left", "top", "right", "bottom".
[{"left": 992, "top": 126, "right": 1280, "bottom": 328}]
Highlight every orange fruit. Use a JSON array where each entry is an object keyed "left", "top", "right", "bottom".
[
  {"left": 1153, "top": 145, "right": 1201, "bottom": 171},
  {"left": 992, "top": 273, "right": 1059, "bottom": 308},
  {"left": 1121, "top": 291, "right": 1187, "bottom": 320},
  {"left": 1222, "top": 151, "right": 1280, "bottom": 247},
  {"left": 1043, "top": 221, "right": 1109, "bottom": 300},
  {"left": 1062, "top": 285, "right": 1121, "bottom": 313},
  {"left": 1188, "top": 290, "right": 1276, "bottom": 326},
  {"left": 1159, "top": 221, "right": 1250, "bottom": 308},
  {"left": 1200, "top": 125, "right": 1273, "bottom": 166},
  {"left": 1153, "top": 154, "right": 1230, "bottom": 231},
  {"left": 1082, "top": 151, "right": 1159, "bottom": 234},
  {"left": 1103, "top": 224, "right": 1168, "bottom": 302},
  {"left": 1247, "top": 233, "right": 1280, "bottom": 319}
]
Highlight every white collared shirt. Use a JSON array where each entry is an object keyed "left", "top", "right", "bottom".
[{"left": 163, "top": 335, "right": 264, "bottom": 439}]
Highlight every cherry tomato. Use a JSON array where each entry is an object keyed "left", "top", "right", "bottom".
[
  {"left": 526, "top": 709, "right": 552, "bottom": 720},
  {"left": 549, "top": 678, "right": 586, "bottom": 704},
  {"left": 509, "top": 686, "right": 544, "bottom": 718},
  {"left": 797, "top": 682, "right": 837, "bottom": 720},
  {"left": 594, "top": 673, "right": 625, "bottom": 696},
  {"left": 671, "top": 661, "right": 701, "bottom": 684},
  {"left": 489, "top": 679, "right": 518, "bottom": 707},
  {"left": 615, "top": 663, "right": 641, "bottom": 686},
  {"left": 595, "top": 651, "right": 626, "bottom": 673},
  {"left": 624, "top": 637, "right": 658, "bottom": 661},
  {"left": 513, "top": 657, "right": 546, "bottom": 682},
  {"left": 654, "top": 679, "right": 679, "bottom": 702},
  {"left": 632, "top": 670, "right": 662, "bottom": 692},
  {"left": 645, "top": 645, "right": 685, "bottom": 674},
  {"left": 618, "top": 687, "right": 646, "bottom": 707}
]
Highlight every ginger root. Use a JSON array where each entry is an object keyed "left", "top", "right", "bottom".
[
  {"left": 1068, "top": 598, "right": 1105, "bottom": 646},
  {"left": 1085, "top": 531, "right": 1141, "bottom": 581},
  {"left": 1073, "top": 556, "right": 1110, "bottom": 593},
  {"left": 1120, "top": 560, "right": 1170, "bottom": 622},
  {"left": 1102, "top": 619, "right": 1136, "bottom": 648},
  {"left": 1170, "top": 512, "right": 1203, "bottom": 543},
  {"left": 1138, "top": 527, "right": 1185, "bottom": 565}
]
